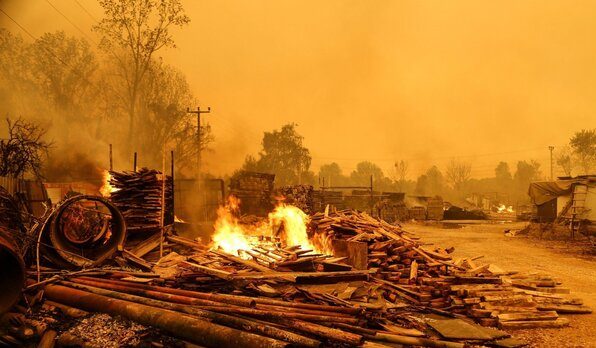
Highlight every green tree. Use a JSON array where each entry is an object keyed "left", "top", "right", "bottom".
[
  {"left": 569, "top": 129, "right": 596, "bottom": 174},
  {"left": 319, "top": 162, "right": 344, "bottom": 186},
  {"left": 29, "top": 31, "right": 97, "bottom": 120},
  {"left": 415, "top": 174, "right": 429, "bottom": 195},
  {"left": 514, "top": 160, "right": 541, "bottom": 198},
  {"left": 425, "top": 165, "right": 445, "bottom": 196},
  {"left": 93, "top": 0, "right": 190, "bottom": 150},
  {"left": 495, "top": 161, "right": 512, "bottom": 181},
  {"left": 493, "top": 161, "right": 513, "bottom": 194},
  {"left": 242, "top": 124, "right": 312, "bottom": 186},
  {"left": 350, "top": 161, "right": 384, "bottom": 186},
  {"left": 555, "top": 146, "right": 573, "bottom": 177},
  {"left": 137, "top": 60, "right": 212, "bottom": 173}
]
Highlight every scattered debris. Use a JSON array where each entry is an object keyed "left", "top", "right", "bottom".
[{"left": 0, "top": 184, "right": 591, "bottom": 347}]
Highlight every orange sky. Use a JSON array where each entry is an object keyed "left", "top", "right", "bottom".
[{"left": 1, "top": 0, "right": 594, "bottom": 179}]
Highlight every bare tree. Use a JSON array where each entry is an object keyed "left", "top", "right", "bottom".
[
  {"left": 445, "top": 159, "right": 471, "bottom": 190},
  {"left": 394, "top": 160, "right": 408, "bottom": 192},
  {"left": 0, "top": 117, "right": 52, "bottom": 178},
  {"left": 93, "top": 0, "right": 190, "bottom": 149}
]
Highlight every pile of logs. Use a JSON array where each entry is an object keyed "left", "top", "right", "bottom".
[
  {"left": 308, "top": 210, "right": 591, "bottom": 330},
  {"left": 106, "top": 169, "right": 173, "bottom": 235},
  {"left": 1, "top": 206, "right": 592, "bottom": 347},
  {"left": 229, "top": 171, "right": 275, "bottom": 216},
  {"left": 448, "top": 266, "right": 592, "bottom": 329},
  {"left": 276, "top": 185, "right": 314, "bottom": 214}
]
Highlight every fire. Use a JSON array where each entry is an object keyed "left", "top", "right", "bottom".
[
  {"left": 210, "top": 197, "right": 330, "bottom": 257},
  {"left": 210, "top": 196, "right": 257, "bottom": 258},
  {"left": 496, "top": 204, "right": 514, "bottom": 213},
  {"left": 269, "top": 204, "right": 313, "bottom": 250},
  {"left": 99, "top": 170, "right": 119, "bottom": 197}
]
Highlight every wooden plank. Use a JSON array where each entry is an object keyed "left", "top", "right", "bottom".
[
  {"left": 537, "top": 304, "right": 592, "bottom": 314},
  {"left": 497, "top": 311, "right": 558, "bottom": 322},
  {"left": 498, "top": 318, "right": 569, "bottom": 329},
  {"left": 331, "top": 239, "right": 368, "bottom": 270}
]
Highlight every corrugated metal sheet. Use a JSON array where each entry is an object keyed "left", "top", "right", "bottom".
[
  {"left": 0, "top": 176, "right": 49, "bottom": 218},
  {"left": 0, "top": 176, "right": 25, "bottom": 195}
]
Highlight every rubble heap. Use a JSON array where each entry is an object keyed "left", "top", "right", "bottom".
[{"left": 0, "top": 194, "right": 591, "bottom": 347}]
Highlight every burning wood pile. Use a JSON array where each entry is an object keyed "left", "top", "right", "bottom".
[
  {"left": 0, "top": 190, "right": 592, "bottom": 347},
  {"left": 102, "top": 169, "right": 173, "bottom": 235}
]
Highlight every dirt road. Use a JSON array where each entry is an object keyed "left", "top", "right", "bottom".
[{"left": 403, "top": 221, "right": 596, "bottom": 347}]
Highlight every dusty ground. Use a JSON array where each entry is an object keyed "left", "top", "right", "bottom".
[{"left": 403, "top": 221, "right": 596, "bottom": 348}]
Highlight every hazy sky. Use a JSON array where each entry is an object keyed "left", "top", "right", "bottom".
[{"left": 1, "top": 0, "right": 594, "bottom": 179}]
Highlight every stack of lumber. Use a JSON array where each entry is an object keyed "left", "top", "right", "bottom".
[
  {"left": 426, "top": 196, "right": 444, "bottom": 221},
  {"left": 447, "top": 259, "right": 591, "bottom": 329},
  {"left": 8, "top": 209, "right": 591, "bottom": 347},
  {"left": 314, "top": 190, "right": 345, "bottom": 211},
  {"left": 276, "top": 185, "right": 314, "bottom": 214},
  {"left": 229, "top": 171, "right": 274, "bottom": 216},
  {"left": 374, "top": 197, "right": 408, "bottom": 222},
  {"left": 106, "top": 168, "right": 173, "bottom": 234},
  {"left": 308, "top": 210, "right": 591, "bottom": 328},
  {"left": 309, "top": 209, "right": 457, "bottom": 307}
]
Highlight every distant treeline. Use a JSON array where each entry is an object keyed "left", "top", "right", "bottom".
[{"left": 238, "top": 124, "right": 595, "bottom": 205}]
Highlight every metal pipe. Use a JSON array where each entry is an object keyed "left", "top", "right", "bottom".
[
  {"left": 60, "top": 281, "right": 320, "bottom": 348},
  {"left": 44, "top": 284, "right": 289, "bottom": 348},
  {"left": 40, "top": 195, "right": 126, "bottom": 268},
  {"left": 0, "top": 228, "right": 25, "bottom": 314},
  {"left": 74, "top": 276, "right": 361, "bottom": 314}
]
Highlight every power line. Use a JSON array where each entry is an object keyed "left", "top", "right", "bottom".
[
  {"left": 45, "top": 0, "right": 98, "bottom": 45},
  {"left": 73, "top": 0, "right": 99, "bottom": 23},
  {"left": 0, "top": 6, "right": 109, "bottom": 102}
]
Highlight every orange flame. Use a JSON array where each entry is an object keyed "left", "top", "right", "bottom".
[
  {"left": 211, "top": 196, "right": 254, "bottom": 257},
  {"left": 496, "top": 204, "right": 515, "bottom": 213},
  {"left": 99, "top": 170, "right": 119, "bottom": 197},
  {"left": 210, "top": 197, "right": 331, "bottom": 256},
  {"left": 269, "top": 204, "right": 312, "bottom": 250}
]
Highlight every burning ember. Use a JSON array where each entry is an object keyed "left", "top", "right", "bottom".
[
  {"left": 496, "top": 204, "right": 514, "bottom": 213},
  {"left": 210, "top": 196, "right": 327, "bottom": 257},
  {"left": 99, "top": 170, "right": 120, "bottom": 197}
]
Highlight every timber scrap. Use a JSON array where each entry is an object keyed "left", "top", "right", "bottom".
[{"left": 0, "top": 200, "right": 591, "bottom": 347}]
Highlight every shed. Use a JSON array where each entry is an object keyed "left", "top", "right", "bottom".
[{"left": 528, "top": 176, "right": 596, "bottom": 223}]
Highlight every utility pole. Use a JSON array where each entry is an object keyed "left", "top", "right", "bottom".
[
  {"left": 548, "top": 145, "right": 555, "bottom": 180},
  {"left": 186, "top": 106, "right": 212, "bottom": 178},
  {"left": 187, "top": 105, "right": 212, "bottom": 220}
]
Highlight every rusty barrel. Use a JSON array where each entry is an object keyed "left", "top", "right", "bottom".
[{"left": 0, "top": 228, "right": 25, "bottom": 313}]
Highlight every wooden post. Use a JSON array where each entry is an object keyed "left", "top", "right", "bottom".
[
  {"left": 171, "top": 150, "right": 175, "bottom": 230},
  {"left": 370, "top": 175, "right": 374, "bottom": 215},
  {"left": 133, "top": 152, "right": 137, "bottom": 172},
  {"left": 160, "top": 147, "right": 166, "bottom": 258},
  {"left": 109, "top": 144, "right": 113, "bottom": 171}
]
